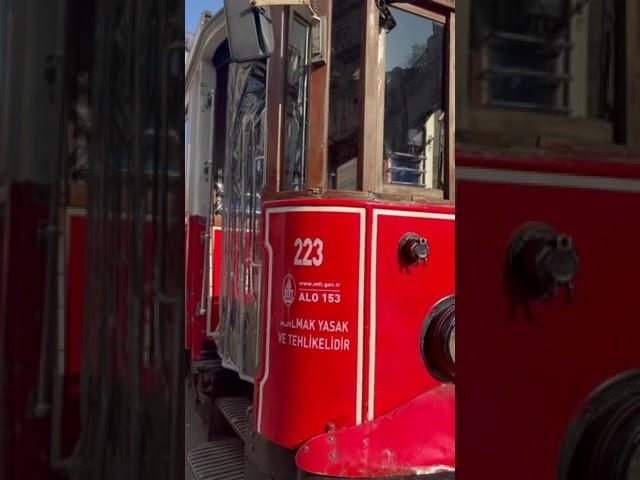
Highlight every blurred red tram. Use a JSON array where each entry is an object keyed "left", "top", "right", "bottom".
[
  {"left": 185, "top": 1, "right": 456, "bottom": 479},
  {"left": 457, "top": 1, "right": 640, "bottom": 479},
  {"left": 1, "top": 1, "right": 184, "bottom": 478}
]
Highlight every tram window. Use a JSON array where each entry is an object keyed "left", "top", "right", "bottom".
[
  {"left": 328, "top": 0, "right": 363, "bottom": 190},
  {"left": 282, "top": 12, "right": 311, "bottom": 191},
  {"left": 471, "top": 0, "right": 616, "bottom": 120},
  {"left": 382, "top": 8, "right": 445, "bottom": 190}
]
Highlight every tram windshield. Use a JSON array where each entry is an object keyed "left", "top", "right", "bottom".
[
  {"left": 383, "top": 7, "right": 446, "bottom": 189},
  {"left": 326, "top": 2, "right": 452, "bottom": 194}
]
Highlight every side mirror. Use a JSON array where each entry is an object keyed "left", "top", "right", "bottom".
[{"left": 224, "top": 0, "right": 274, "bottom": 63}]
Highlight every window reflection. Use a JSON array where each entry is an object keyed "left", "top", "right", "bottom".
[
  {"left": 219, "top": 62, "right": 267, "bottom": 380},
  {"left": 471, "top": 0, "right": 616, "bottom": 119},
  {"left": 328, "top": 0, "right": 362, "bottom": 190},
  {"left": 383, "top": 8, "right": 445, "bottom": 189},
  {"left": 283, "top": 13, "right": 311, "bottom": 191}
]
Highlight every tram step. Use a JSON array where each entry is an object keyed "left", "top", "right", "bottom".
[
  {"left": 187, "top": 437, "right": 245, "bottom": 480},
  {"left": 215, "top": 396, "right": 251, "bottom": 438}
]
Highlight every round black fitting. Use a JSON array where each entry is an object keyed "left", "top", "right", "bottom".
[
  {"left": 506, "top": 223, "right": 579, "bottom": 303},
  {"left": 399, "top": 233, "right": 430, "bottom": 266}
]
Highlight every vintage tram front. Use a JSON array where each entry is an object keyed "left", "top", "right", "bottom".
[{"left": 185, "top": 1, "right": 456, "bottom": 479}]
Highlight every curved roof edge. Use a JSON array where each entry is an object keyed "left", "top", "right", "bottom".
[{"left": 185, "top": 9, "right": 226, "bottom": 91}]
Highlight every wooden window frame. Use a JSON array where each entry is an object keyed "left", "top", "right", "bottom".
[
  {"left": 279, "top": 6, "right": 316, "bottom": 192},
  {"left": 265, "top": 1, "right": 456, "bottom": 202},
  {"left": 361, "top": 0, "right": 456, "bottom": 201},
  {"left": 263, "top": 4, "right": 332, "bottom": 199},
  {"left": 263, "top": 7, "right": 286, "bottom": 200},
  {"left": 456, "top": 0, "right": 640, "bottom": 151}
]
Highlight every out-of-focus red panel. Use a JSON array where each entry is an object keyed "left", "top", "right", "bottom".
[
  {"left": 185, "top": 215, "right": 206, "bottom": 359},
  {"left": 457, "top": 152, "right": 640, "bottom": 480},
  {"left": 1, "top": 183, "right": 54, "bottom": 480}
]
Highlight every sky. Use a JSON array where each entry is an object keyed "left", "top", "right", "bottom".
[
  {"left": 185, "top": 2, "right": 433, "bottom": 70},
  {"left": 186, "top": 0, "right": 223, "bottom": 33},
  {"left": 386, "top": 7, "right": 435, "bottom": 70}
]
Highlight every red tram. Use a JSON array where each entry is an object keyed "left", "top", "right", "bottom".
[
  {"left": 185, "top": 1, "right": 456, "bottom": 479},
  {"left": 1, "top": 1, "right": 184, "bottom": 478},
  {"left": 457, "top": 1, "right": 640, "bottom": 479}
]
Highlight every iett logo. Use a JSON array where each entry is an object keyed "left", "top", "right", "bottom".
[{"left": 282, "top": 273, "right": 296, "bottom": 307}]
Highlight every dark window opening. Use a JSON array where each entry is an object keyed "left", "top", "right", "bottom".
[
  {"left": 471, "top": 0, "right": 616, "bottom": 120},
  {"left": 327, "top": 0, "right": 363, "bottom": 190},
  {"left": 282, "top": 11, "right": 312, "bottom": 191}
]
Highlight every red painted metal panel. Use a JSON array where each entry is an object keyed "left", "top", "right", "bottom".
[
  {"left": 296, "top": 385, "right": 455, "bottom": 478},
  {"left": 62, "top": 211, "right": 157, "bottom": 452},
  {"left": 256, "top": 204, "right": 366, "bottom": 449},
  {"left": 185, "top": 218, "right": 222, "bottom": 362},
  {"left": 62, "top": 212, "right": 86, "bottom": 456},
  {"left": 66, "top": 213, "right": 86, "bottom": 380},
  {"left": 208, "top": 226, "right": 223, "bottom": 336},
  {"left": 255, "top": 198, "right": 456, "bottom": 458},
  {"left": 457, "top": 152, "right": 640, "bottom": 480},
  {"left": 370, "top": 207, "right": 455, "bottom": 421},
  {"left": 1, "top": 183, "right": 55, "bottom": 480},
  {"left": 185, "top": 215, "right": 206, "bottom": 359}
]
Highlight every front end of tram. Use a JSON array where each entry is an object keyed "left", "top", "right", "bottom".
[{"left": 186, "top": 1, "right": 457, "bottom": 479}]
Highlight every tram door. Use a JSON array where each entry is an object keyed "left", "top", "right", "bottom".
[{"left": 217, "top": 62, "right": 267, "bottom": 382}]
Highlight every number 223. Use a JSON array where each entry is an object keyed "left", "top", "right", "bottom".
[{"left": 293, "top": 238, "right": 323, "bottom": 266}]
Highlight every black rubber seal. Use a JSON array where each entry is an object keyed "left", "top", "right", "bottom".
[
  {"left": 420, "top": 295, "right": 455, "bottom": 383},
  {"left": 558, "top": 370, "right": 640, "bottom": 480}
]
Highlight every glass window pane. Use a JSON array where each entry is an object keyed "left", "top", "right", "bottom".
[
  {"left": 219, "top": 62, "right": 267, "bottom": 380},
  {"left": 282, "top": 13, "right": 311, "bottom": 191},
  {"left": 328, "top": 0, "right": 363, "bottom": 190},
  {"left": 383, "top": 8, "right": 445, "bottom": 189},
  {"left": 471, "top": 0, "right": 616, "bottom": 120}
]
